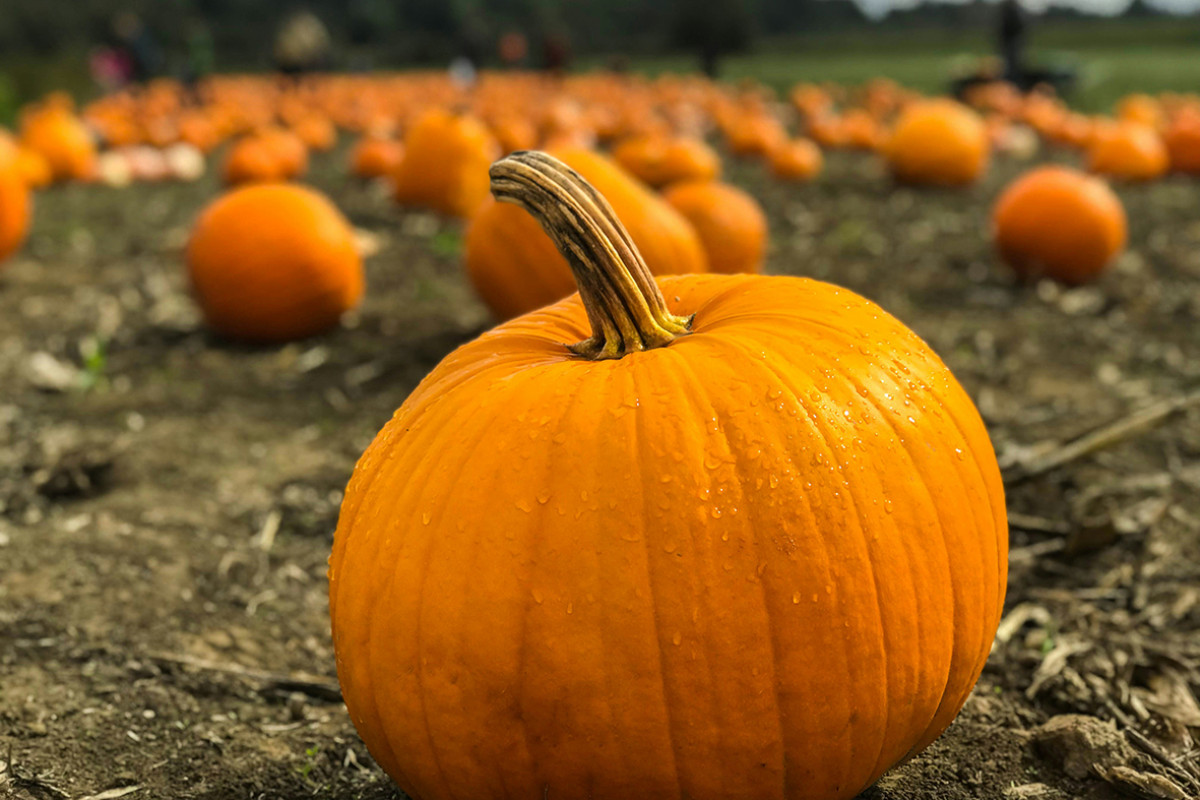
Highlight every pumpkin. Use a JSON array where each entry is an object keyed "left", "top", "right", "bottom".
[
  {"left": 886, "top": 99, "right": 988, "bottom": 186},
  {"left": 350, "top": 135, "right": 405, "bottom": 179},
  {"left": 1164, "top": 110, "right": 1200, "bottom": 174},
  {"left": 464, "top": 146, "right": 707, "bottom": 320},
  {"left": 222, "top": 135, "right": 287, "bottom": 185},
  {"left": 0, "top": 146, "right": 32, "bottom": 264},
  {"left": 612, "top": 135, "right": 721, "bottom": 188},
  {"left": 19, "top": 102, "right": 97, "bottom": 182},
  {"left": 663, "top": 180, "right": 767, "bottom": 274},
  {"left": 187, "top": 183, "right": 364, "bottom": 341},
  {"left": 725, "top": 114, "right": 788, "bottom": 157},
  {"left": 259, "top": 127, "right": 309, "bottom": 178},
  {"left": 293, "top": 115, "right": 338, "bottom": 152},
  {"left": 1086, "top": 121, "right": 1168, "bottom": 182},
  {"left": 393, "top": 108, "right": 500, "bottom": 218},
  {"left": 769, "top": 138, "right": 823, "bottom": 182},
  {"left": 489, "top": 115, "right": 539, "bottom": 155},
  {"left": 993, "top": 165, "right": 1126, "bottom": 284},
  {"left": 15, "top": 146, "right": 53, "bottom": 189},
  {"left": 1116, "top": 93, "right": 1163, "bottom": 130},
  {"left": 330, "top": 151, "right": 1008, "bottom": 800}
]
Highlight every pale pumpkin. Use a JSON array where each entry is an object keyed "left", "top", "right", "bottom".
[
  {"left": 331, "top": 151, "right": 1008, "bottom": 800},
  {"left": 465, "top": 146, "right": 707, "bottom": 320}
]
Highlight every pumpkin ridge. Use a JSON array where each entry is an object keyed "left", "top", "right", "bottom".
[
  {"left": 662, "top": 348, "right": 789, "bottom": 795},
  {"left": 627, "top": 363, "right": 688, "bottom": 799},
  {"left": 706, "top": 333, "right": 894, "bottom": 793}
]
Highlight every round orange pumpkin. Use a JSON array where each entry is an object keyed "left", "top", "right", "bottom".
[
  {"left": 465, "top": 146, "right": 707, "bottom": 320},
  {"left": 222, "top": 135, "right": 287, "bottom": 185},
  {"left": 1086, "top": 121, "right": 1168, "bottom": 182},
  {"left": 993, "top": 165, "right": 1126, "bottom": 284},
  {"left": 886, "top": 98, "right": 989, "bottom": 186},
  {"left": 331, "top": 151, "right": 1008, "bottom": 800},
  {"left": 350, "top": 135, "right": 405, "bottom": 179},
  {"left": 187, "top": 183, "right": 364, "bottom": 341},
  {"left": 663, "top": 180, "right": 767, "bottom": 274},
  {"left": 19, "top": 102, "right": 97, "bottom": 182},
  {"left": 612, "top": 135, "right": 721, "bottom": 188},
  {"left": 393, "top": 108, "right": 500, "bottom": 218},
  {"left": 769, "top": 138, "right": 823, "bottom": 182},
  {"left": 15, "top": 146, "right": 53, "bottom": 189}
]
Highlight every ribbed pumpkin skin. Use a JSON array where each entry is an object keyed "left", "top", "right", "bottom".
[
  {"left": 465, "top": 148, "right": 708, "bottom": 320},
  {"left": 187, "top": 183, "right": 363, "bottom": 342},
  {"left": 330, "top": 273, "right": 1008, "bottom": 800},
  {"left": 393, "top": 109, "right": 500, "bottom": 218}
]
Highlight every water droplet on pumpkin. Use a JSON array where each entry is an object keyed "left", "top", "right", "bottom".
[
  {"left": 711, "top": 507, "right": 722, "bottom": 519},
  {"left": 516, "top": 499, "right": 532, "bottom": 513},
  {"left": 566, "top": 602, "right": 573, "bottom": 615},
  {"left": 537, "top": 491, "right": 552, "bottom": 504},
  {"left": 955, "top": 448, "right": 966, "bottom": 461},
  {"left": 664, "top": 542, "right": 677, "bottom": 554},
  {"left": 672, "top": 632, "right": 682, "bottom": 646},
  {"left": 884, "top": 499, "right": 894, "bottom": 514},
  {"left": 421, "top": 512, "right": 431, "bottom": 525},
  {"left": 792, "top": 592, "right": 801, "bottom": 604},
  {"left": 532, "top": 589, "right": 544, "bottom": 604}
]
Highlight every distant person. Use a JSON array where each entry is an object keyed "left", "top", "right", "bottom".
[
  {"left": 999, "top": 0, "right": 1027, "bottom": 85},
  {"left": 498, "top": 31, "right": 528, "bottom": 69},
  {"left": 90, "top": 47, "right": 132, "bottom": 92},
  {"left": 113, "top": 12, "right": 162, "bottom": 83},
  {"left": 542, "top": 31, "right": 572, "bottom": 76},
  {"left": 274, "top": 10, "right": 332, "bottom": 76}
]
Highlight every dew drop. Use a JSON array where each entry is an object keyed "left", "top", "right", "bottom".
[
  {"left": 672, "top": 632, "right": 682, "bottom": 646},
  {"left": 421, "top": 512, "right": 431, "bottom": 525},
  {"left": 792, "top": 592, "right": 801, "bottom": 604}
]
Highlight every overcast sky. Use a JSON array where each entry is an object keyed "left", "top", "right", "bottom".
[{"left": 856, "top": 0, "right": 1200, "bottom": 20}]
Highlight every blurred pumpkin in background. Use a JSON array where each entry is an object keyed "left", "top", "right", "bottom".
[
  {"left": 886, "top": 99, "right": 989, "bottom": 186},
  {"left": 612, "top": 135, "right": 721, "bottom": 188},
  {"left": 0, "top": 141, "right": 32, "bottom": 264},
  {"left": 1163, "top": 109, "right": 1200, "bottom": 174},
  {"left": 350, "top": 136, "right": 405, "bottom": 179},
  {"left": 663, "top": 180, "right": 767, "bottom": 274},
  {"left": 393, "top": 108, "right": 500, "bottom": 218},
  {"left": 187, "top": 183, "right": 364, "bottom": 342},
  {"left": 19, "top": 95, "right": 98, "bottom": 182},
  {"left": 993, "top": 165, "right": 1126, "bottom": 284},
  {"left": 1087, "top": 121, "right": 1168, "bottom": 182},
  {"left": 769, "top": 139, "right": 824, "bottom": 181}
]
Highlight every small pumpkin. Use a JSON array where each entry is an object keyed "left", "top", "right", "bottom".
[
  {"left": 15, "top": 146, "right": 53, "bottom": 189},
  {"left": 993, "top": 165, "right": 1126, "bottom": 284},
  {"left": 331, "top": 151, "right": 1008, "bottom": 800},
  {"left": 612, "top": 135, "right": 721, "bottom": 188},
  {"left": 663, "top": 180, "right": 767, "bottom": 274},
  {"left": 222, "top": 135, "right": 287, "bottom": 185},
  {"left": 465, "top": 146, "right": 707, "bottom": 320},
  {"left": 293, "top": 115, "right": 338, "bottom": 152},
  {"left": 350, "top": 135, "right": 405, "bottom": 179},
  {"left": 769, "top": 138, "right": 823, "bottom": 182},
  {"left": 886, "top": 98, "right": 988, "bottom": 186},
  {"left": 1086, "top": 121, "right": 1168, "bottom": 182},
  {"left": 187, "top": 183, "right": 364, "bottom": 341},
  {"left": 19, "top": 100, "right": 97, "bottom": 182},
  {"left": 393, "top": 108, "right": 500, "bottom": 218}
]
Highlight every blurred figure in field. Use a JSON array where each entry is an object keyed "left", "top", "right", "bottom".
[
  {"left": 542, "top": 30, "right": 572, "bottom": 76},
  {"left": 498, "top": 31, "right": 529, "bottom": 69},
  {"left": 275, "top": 10, "right": 332, "bottom": 76},
  {"left": 90, "top": 47, "right": 132, "bottom": 92},
  {"left": 999, "top": 0, "right": 1028, "bottom": 85},
  {"left": 113, "top": 12, "right": 162, "bottom": 83},
  {"left": 184, "top": 19, "right": 215, "bottom": 90}
]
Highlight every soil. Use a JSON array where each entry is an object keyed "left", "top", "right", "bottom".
[{"left": 1, "top": 144, "right": 1198, "bottom": 800}]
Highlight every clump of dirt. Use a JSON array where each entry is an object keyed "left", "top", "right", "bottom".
[{"left": 1, "top": 144, "right": 1198, "bottom": 799}]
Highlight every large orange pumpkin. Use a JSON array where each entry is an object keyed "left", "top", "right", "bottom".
[
  {"left": 187, "top": 183, "right": 364, "bottom": 341},
  {"left": 993, "top": 165, "right": 1126, "bottom": 284},
  {"left": 886, "top": 98, "right": 989, "bottom": 186},
  {"left": 663, "top": 180, "right": 767, "bottom": 274},
  {"left": 0, "top": 144, "right": 32, "bottom": 264},
  {"left": 465, "top": 146, "right": 707, "bottom": 320},
  {"left": 331, "top": 151, "right": 1008, "bottom": 800},
  {"left": 393, "top": 108, "right": 500, "bottom": 218},
  {"left": 1086, "top": 121, "right": 1168, "bottom": 182}
]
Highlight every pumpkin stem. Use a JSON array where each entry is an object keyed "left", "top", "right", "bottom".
[{"left": 489, "top": 150, "right": 692, "bottom": 360}]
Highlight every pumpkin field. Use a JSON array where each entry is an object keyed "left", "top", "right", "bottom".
[{"left": 3, "top": 25, "right": 1200, "bottom": 800}]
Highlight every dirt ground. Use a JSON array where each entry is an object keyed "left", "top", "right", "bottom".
[{"left": 1, "top": 143, "right": 1198, "bottom": 800}]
